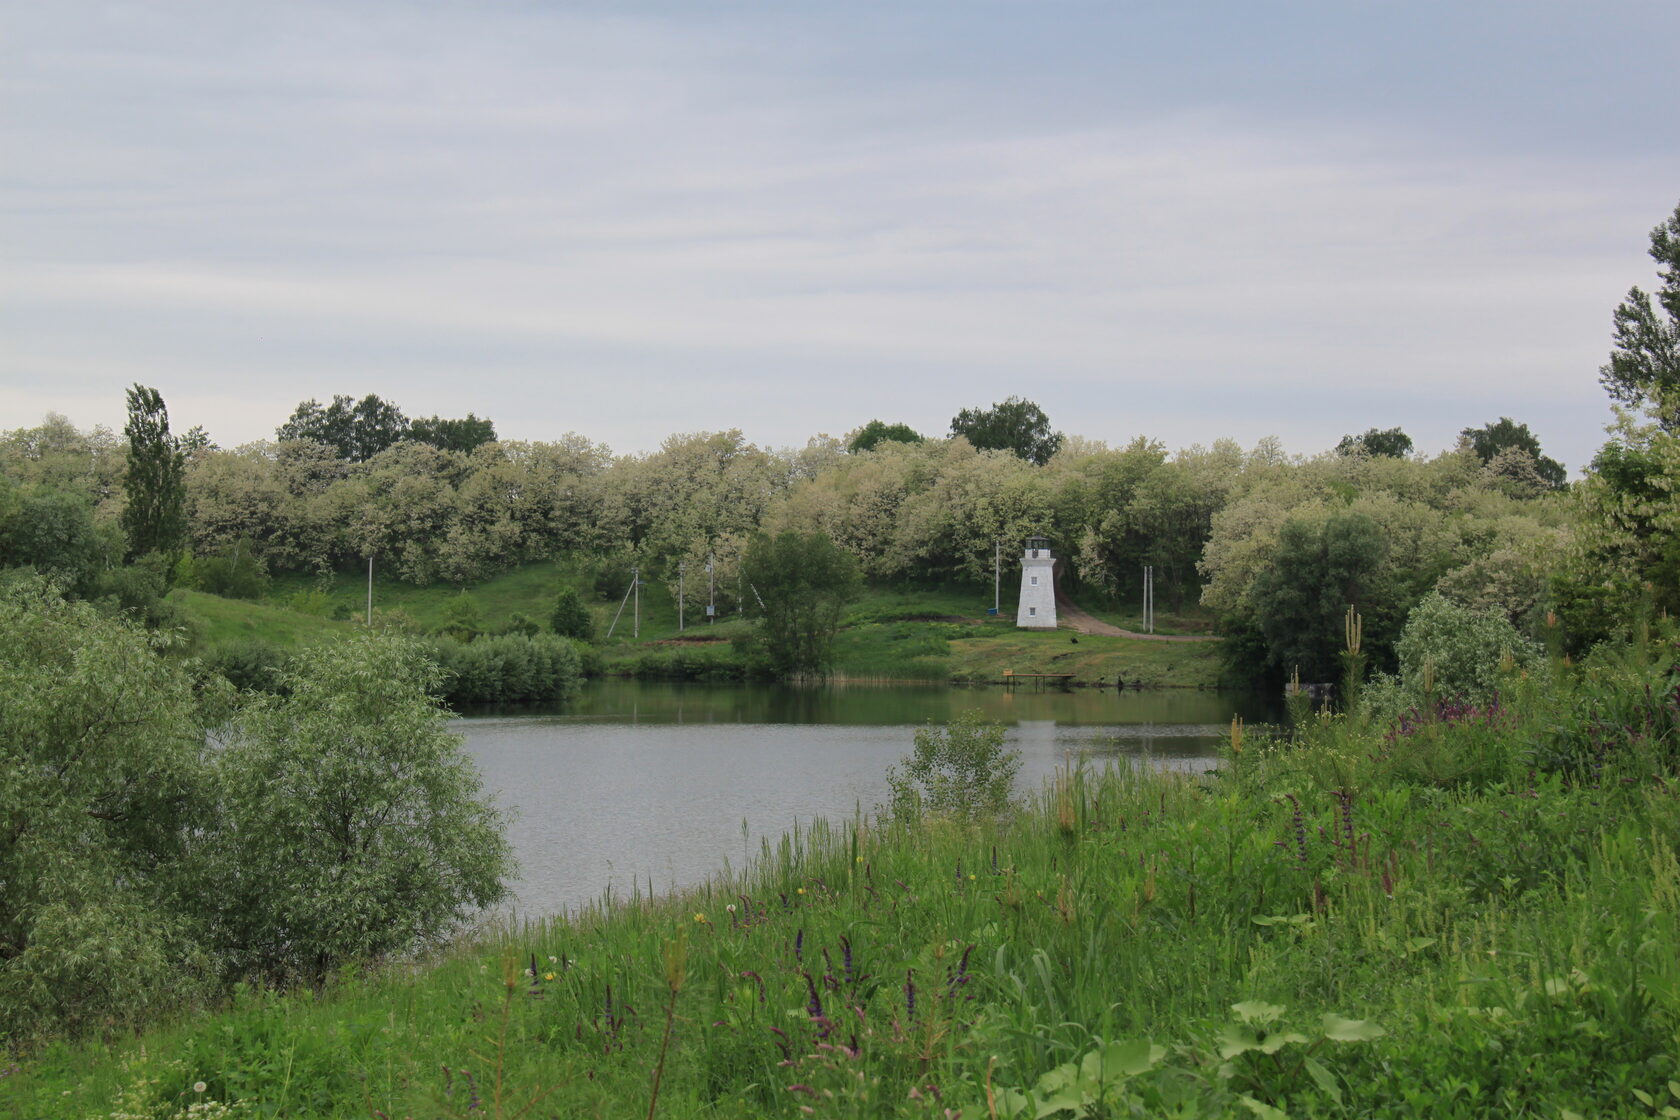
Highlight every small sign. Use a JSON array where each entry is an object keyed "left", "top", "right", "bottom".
[{"left": 705, "top": 605, "right": 716, "bottom": 616}]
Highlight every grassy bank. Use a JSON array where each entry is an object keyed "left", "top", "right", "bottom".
[
  {"left": 178, "top": 565, "right": 1225, "bottom": 688},
  {"left": 13, "top": 643, "right": 1680, "bottom": 1118}
]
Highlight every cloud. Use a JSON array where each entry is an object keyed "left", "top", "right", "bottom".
[{"left": 3, "top": 2, "right": 1675, "bottom": 471}]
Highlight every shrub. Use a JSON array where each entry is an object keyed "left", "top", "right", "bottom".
[
  {"left": 191, "top": 540, "right": 270, "bottom": 600},
  {"left": 550, "top": 585, "right": 594, "bottom": 640},
  {"left": 0, "top": 579, "right": 215, "bottom": 1042},
  {"left": 430, "top": 632, "right": 585, "bottom": 705},
  {"left": 198, "top": 633, "right": 512, "bottom": 986},
  {"left": 203, "top": 639, "right": 285, "bottom": 693},
  {"left": 1394, "top": 592, "right": 1541, "bottom": 705},
  {"left": 884, "top": 711, "right": 1020, "bottom": 819}
]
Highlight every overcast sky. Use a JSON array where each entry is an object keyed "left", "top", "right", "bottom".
[{"left": 4, "top": 1, "right": 1677, "bottom": 471}]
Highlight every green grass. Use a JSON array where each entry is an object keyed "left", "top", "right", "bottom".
[
  {"left": 193, "top": 565, "right": 1225, "bottom": 688},
  {"left": 170, "top": 587, "right": 352, "bottom": 649},
  {"left": 14, "top": 648, "right": 1680, "bottom": 1118}
]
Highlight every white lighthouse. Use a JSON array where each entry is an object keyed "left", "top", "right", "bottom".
[{"left": 1016, "top": 535, "right": 1058, "bottom": 630}]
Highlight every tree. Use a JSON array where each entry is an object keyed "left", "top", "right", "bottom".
[
  {"left": 121, "top": 384, "right": 187, "bottom": 562},
  {"left": 1335, "top": 427, "right": 1413, "bottom": 458},
  {"left": 1461, "top": 417, "right": 1566, "bottom": 488},
  {"left": 1248, "top": 511, "right": 1396, "bottom": 681},
  {"left": 550, "top": 584, "right": 595, "bottom": 640},
  {"left": 949, "top": 397, "right": 1064, "bottom": 465},
  {"left": 277, "top": 393, "right": 409, "bottom": 461},
  {"left": 847, "top": 420, "right": 923, "bottom": 453},
  {"left": 1601, "top": 199, "right": 1680, "bottom": 429},
  {"left": 0, "top": 487, "right": 101, "bottom": 593},
  {"left": 201, "top": 633, "right": 510, "bottom": 985},
  {"left": 410, "top": 413, "right": 497, "bottom": 454},
  {"left": 740, "top": 531, "right": 861, "bottom": 679}
]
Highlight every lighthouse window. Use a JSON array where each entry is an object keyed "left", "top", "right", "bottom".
[
  {"left": 1028, "top": 607, "right": 1037, "bottom": 616},
  {"left": 1030, "top": 576, "right": 1038, "bottom": 585}
]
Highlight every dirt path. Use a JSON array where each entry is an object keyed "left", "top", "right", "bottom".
[{"left": 1054, "top": 592, "right": 1219, "bottom": 643}]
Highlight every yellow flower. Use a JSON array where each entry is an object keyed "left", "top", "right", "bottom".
[
  {"left": 694, "top": 912, "right": 708, "bottom": 923},
  {"left": 544, "top": 971, "right": 556, "bottom": 981},
  {"left": 968, "top": 874, "right": 976, "bottom": 881},
  {"left": 855, "top": 856, "right": 864, "bottom": 863},
  {"left": 796, "top": 887, "right": 806, "bottom": 895}
]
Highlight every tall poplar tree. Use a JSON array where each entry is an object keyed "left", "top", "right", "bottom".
[{"left": 121, "top": 384, "right": 187, "bottom": 562}]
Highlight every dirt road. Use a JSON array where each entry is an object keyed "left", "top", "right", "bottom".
[{"left": 1053, "top": 592, "right": 1219, "bottom": 643}]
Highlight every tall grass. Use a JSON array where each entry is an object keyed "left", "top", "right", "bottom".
[{"left": 13, "top": 638, "right": 1680, "bottom": 1118}]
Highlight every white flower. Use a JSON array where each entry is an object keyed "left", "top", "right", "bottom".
[{"left": 193, "top": 1081, "right": 208, "bottom": 1093}]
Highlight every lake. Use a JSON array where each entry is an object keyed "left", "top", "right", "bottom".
[{"left": 454, "top": 679, "right": 1271, "bottom": 918}]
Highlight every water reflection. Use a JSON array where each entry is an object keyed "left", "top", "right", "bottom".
[{"left": 455, "top": 680, "right": 1272, "bottom": 918}]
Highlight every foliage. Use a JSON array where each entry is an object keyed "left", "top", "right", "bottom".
[
  {"left": 408, "top": 412, "right": 497, "bottom": 454},
  {"left": 199, "top": 632, "right": 511, "bottom": 986},
  {"left": 276, "top": 393, "right": 410, "bottom": 462},
  {"left": 202, "top": 638, "right": 286, "bottom": 693},
  {"left": 1559, "top": 418, "right": 1680, "bottom": 647},
  {"left": 428, "top": 631, "right": 585, "bottom": 705},
  {"left": 0, "top": 580, "right": 214, "bottom": 1042},
  {"left": 1335, "top": 426, "right": 1413, "bottom": 458},
  {"left": 949, "top": 396, "right": 1064, "bottom": 465},
  {"left": 550, "top": 583, "right": 595, "bottom": 640},
  {"left": 1391, "top": 592, "right": 1542, "bottom": 706},
  {"left": 121, "top": 384, "right": 188, "bottom": 564},
  {"left": 0, "top": 485, "right": 103, "bottom": 594},
  {"left": 187, "top": 539, "right": 270, "bottom": 600},
  {"left": 1460, "top": 417, "right": 1566, "bottom": 488},
  {"left": 438, "top": 590, "right": 485, "bottom": 641},
  {"left": 884, "top": 711, "right": 1020, "bottom": 818},
  {"left": 1248, "top": 512, "right": 1396, "bottom": 681},
  {"left": 90, "top": 551, "right": 183, "bottom": 631},
  {"left": 847, "top": 420, "right": 924, "bottom": 453},
  {"left": 740, "top": 530, "right": 861, "bottom": 679},
  {"left": 21, "top": 630, "right": 1680, "bottom": 1117},
  {"left": 1600, "top": 197, "right": 1680, "bottom": 429}
]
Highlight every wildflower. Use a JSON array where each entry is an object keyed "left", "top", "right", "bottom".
[
  {"left": 548, "top": 955, "right": 558, "bottom": 964},
  {"left": 694, "top": 912, "right": 708, "bottom": 924},
  {"left": 193, "top": 1082, "right": 207, "bottom": 1094},
  {"left": 544, "top": 972, "right": 556, "bottom": 981},
  {"left": 968, "top": 874, "right": 976, "bottom": 881},
  {"left": 856, "top": 856, "right": 864, "bottom": 863},
  {"left": 797, "top": 887, "right": 806, "bottom": 895}
]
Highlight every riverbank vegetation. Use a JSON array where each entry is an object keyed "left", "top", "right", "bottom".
[
  {"left": 6, "top": 197, "right": 1680, "bottom": 1114},
  {"left": 8, "top": 618, "right": 1679, "bottom": 1117}
]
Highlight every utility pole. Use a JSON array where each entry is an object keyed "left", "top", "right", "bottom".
[
  {"left": 994, "top": 540, "right": 1000, "bottom": 614},
  {"left": 366, "top": 555, "right": 373, "bottom": 626},
  {"left": 678, "top": 562, "right": 685, "bottom": 632},
  {"left": 707, "top": 553, "right": 715, "bottom": 624},
  {"left": 1142, "top": 565, "right": 1155, "bottom": 634},
  {"left": 633, "top": 565, "right": 640, "bottom": 638}
]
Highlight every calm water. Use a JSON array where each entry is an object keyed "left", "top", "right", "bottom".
[{"left": 454, "top": 680, "right": 1271, "bottom": 918}]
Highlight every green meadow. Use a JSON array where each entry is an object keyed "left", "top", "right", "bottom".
[
  {"left": 11, "top": 637, "right": 1679, "bottom": 1118},
  {"left": 175, "top": 564, "right": 1225, "bottom": 689}
]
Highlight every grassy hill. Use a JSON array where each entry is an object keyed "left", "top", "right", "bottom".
[{"left": 176, "top": 562, "right": 1224, "bottom": 688}]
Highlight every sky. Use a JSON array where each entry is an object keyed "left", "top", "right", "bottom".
[{"left": 4, "top": 1, "right": 1678, "bottom": 472}]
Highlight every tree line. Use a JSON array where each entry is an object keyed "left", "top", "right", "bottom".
[{"left": 5, "top": 197, "right": 1679, "bottom": 685}]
